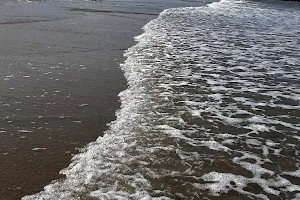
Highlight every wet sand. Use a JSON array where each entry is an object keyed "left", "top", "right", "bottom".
[{"left": 0, "top": 0, "right": 206, "bottom": 199}]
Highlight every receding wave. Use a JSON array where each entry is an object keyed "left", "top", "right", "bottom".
[{"left": 23, "top": 0, "right": 300, "bottom": 199}]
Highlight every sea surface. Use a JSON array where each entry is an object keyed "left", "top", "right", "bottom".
[
  {"left": 18, "top": 0, "right": 300, "bottom": 199},
  {"left": 0, "top": 0, "right": 208, "bottom": 199}
]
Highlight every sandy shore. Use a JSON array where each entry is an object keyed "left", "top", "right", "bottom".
[{"left": 0, "top": 0, "right": 206, "bottom": 199}]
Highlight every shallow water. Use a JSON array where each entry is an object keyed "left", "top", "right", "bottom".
[
  {"left": 22, "top": 0, "right": 300, "bottom": 199},
  {"left": 23, "top": 0, "right": 300, "bottom": 200},
  {"left": 0, "top": 0, "right": 210, "bottom": 199},
  {"left": 1, "top": 0, "right": 298, "bottom": 199}
]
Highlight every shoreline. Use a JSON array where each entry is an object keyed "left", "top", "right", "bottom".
[{"left": 0, "top": 0, "right": 211, "bottom": 199}]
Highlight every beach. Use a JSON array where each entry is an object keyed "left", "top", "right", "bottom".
[
  {"left": 1, "top": 0, "right": 300, "bottom": 199},
  {"left": 0, "top": 0, "right": 207, "bottom": 199}
]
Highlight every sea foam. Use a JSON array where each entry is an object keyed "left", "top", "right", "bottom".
[{"left": 23, "top": 0, "right": 300, "bottom": 199}]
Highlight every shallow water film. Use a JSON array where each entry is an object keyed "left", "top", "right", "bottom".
[{"left": 15, "top": 0, "right": 300, "bottom": 199}]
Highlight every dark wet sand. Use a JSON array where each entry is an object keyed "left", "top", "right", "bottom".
[{"left": 0, "top": 0, "right": 207, "bottom": 199}]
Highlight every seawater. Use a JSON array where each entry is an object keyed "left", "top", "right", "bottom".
[{"left": 23, "top": 0, "right": 300, "bottom": 199}]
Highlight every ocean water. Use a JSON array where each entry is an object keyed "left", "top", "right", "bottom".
[{"left": 23, "top": 0, "right": 300, "bottom": 199}]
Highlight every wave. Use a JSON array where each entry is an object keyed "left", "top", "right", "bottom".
[{"left": 22, "top": 0, "right": 300, "bottom": 199}]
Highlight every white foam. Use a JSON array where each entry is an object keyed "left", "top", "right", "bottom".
[
  {"left": 18, "top": 130, "right": 33, "bottom": 133},
  {"left": 283, "top": 170, "right": 300, "bottom": 179},
  {"left": 22, "top": 0, "right": 300, "bottom": 199},
  {"left": 32, "top": 148, "right": 47, "bottom": 151}
]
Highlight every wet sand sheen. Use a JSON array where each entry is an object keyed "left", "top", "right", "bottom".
[
  {"left": 0, "top": 0, "right": 204, "bottom": 199},
  {"left": 0, "top": 2, "right": 147, "bottom": 200},
  {"left": 70, "top": 8, "right": 158, "bottom": 16}
]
